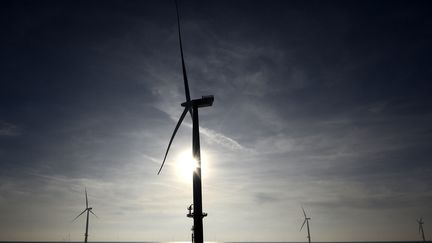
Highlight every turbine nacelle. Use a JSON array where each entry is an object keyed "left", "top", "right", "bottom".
[
  {"left": 181, "top": 95, "right": 214, "bottom": 108},
  {"left": 157, "top": 95, "right": 214, "bottom": 175}
]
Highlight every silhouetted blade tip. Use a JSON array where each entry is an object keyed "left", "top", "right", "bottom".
[{"left": 157, "top": 107, "right": 188, "bottom": 175}]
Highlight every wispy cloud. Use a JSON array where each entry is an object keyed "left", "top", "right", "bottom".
[
  {"left": 200, "top": 126, "right": 246, "bottom": 151},
  {"left": 0, "top": 122, "right": 20, "bottom": 137}
]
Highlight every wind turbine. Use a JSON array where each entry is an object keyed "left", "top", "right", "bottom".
[
  {"left": 72, "top": 188, "right": 98, "bottom": 243},
  {"left": 157, "top": 1, "right": 213, "bottom": 243},
  {"left": 417, "top": 217, "right": 426, "bottom": 242},
  {"left": 300, "top": 207, "right": 311, "bottom": 243}
]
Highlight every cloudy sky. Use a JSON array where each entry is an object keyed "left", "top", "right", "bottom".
[{"left": 1, "top": 0, "right": 432, "bottom": 242}]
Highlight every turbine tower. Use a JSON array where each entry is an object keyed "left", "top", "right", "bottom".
[
  {"left": 157, "top": 1, "right": 213, "bottom": 243},
  {"left": 417, "top": 218, "right": 426, "bottom": 242},
  {"left": 300, "top": 207, "right": 311, "bottom": 243},
  {"left": 72, "top": 188, "right": 98, "bottom": 243}
]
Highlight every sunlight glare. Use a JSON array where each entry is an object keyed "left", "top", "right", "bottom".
[
  {"left": 175, "top": 150, "right": 198, "bottom": 182},
  {"left": 175, "top": 149, "right": 210, "bottom": 182}
]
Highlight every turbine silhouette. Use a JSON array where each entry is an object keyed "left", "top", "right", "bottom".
[
  {"left": 300, "top": 207, "right": 311, "bottom": 243},
  {"left": 72, "top": 188, "right": 98, "bottom": 243},
  {"left": 417, "top": 217, "right": 426, "bottom": 242},
  {"left": 157, "top": 1, "right": 213, "bottom": 243}
]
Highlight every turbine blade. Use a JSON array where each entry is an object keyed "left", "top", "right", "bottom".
[
  {"left": 300, "top": 219, "right": 306, "bottom": 231},
  {"left": 157, "top": 106, "right": 188, "bottom": 175},
  {"left": 72, "top": 209, "right": 87, "bottom": 222},
  {"left": 302, "top": 206, "right": 307, "bottom": 218},
  {"left": 85, "top": 188, "right": 88, "bottom": 209},
  {"left": 175, "top": 0, "right": 191, "bottom": 104},
  {"left": 90, "top": 210, "right": 99, "bottom": 218}
]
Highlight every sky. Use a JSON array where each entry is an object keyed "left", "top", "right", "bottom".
[{"left": 1, "top": 0, "right": 432, "bottom": 242}]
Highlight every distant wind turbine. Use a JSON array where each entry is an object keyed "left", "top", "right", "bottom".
[
  {"left": 300, "top": 207, "right": 311, "bottom": 243},
  {"left": 72, "top": 188, "right": 98, "bottom": 243},
  {"left": 417, "top": 217, "right": 426, "bottom": 242},
  {"left": 157, "top": 1, "right": 213, "bottom": 243}
]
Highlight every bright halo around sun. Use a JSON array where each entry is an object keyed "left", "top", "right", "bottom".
[
  {"left": 175, "top": 149, "right": 210, "bottom": 182},
  {"left": 175, "top": 150, "right": 197, "bottom": 182}
]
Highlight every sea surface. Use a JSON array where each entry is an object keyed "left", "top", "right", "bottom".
[{"left": 0, "top": 241, "right": 428, "bottom": 243}]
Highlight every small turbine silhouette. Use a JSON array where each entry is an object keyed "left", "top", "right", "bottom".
[
  {"left": 72, "top": 188, "right": 98, "bottom": 243},
  {"left": 300, "top": 207, "right": 311, "bottom": 243},
  {"left": 417, "top": 217, "right": 426, "bottom": 242}
]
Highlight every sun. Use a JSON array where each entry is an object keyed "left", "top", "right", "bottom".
[
  {"left": 175, "top": 150, "right": 198, "bottom": 182},
  {"left": 175, "top": 149, "right": 210, "bottom": 182}
]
